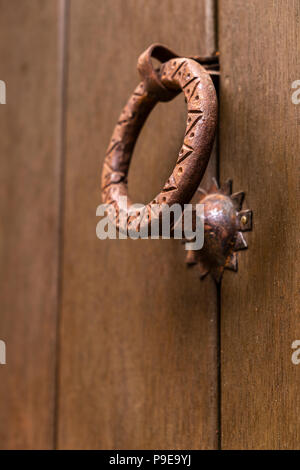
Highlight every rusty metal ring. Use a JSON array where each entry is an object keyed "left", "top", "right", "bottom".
[{"left": 101, "top": 44, "right": 218, "bottom": 232}]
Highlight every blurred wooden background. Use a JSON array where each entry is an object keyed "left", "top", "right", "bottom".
[{"left": 0, "top": 0, "right": 299, "bottom": 450}]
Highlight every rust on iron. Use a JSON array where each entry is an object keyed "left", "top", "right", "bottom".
[
  {"left": 101, "top": 43, "right": 252, "bottom": 282},
  {"left": 101, "top": 43, "right": 218, "bottom": 233},
  {"left": 185, "top": 178, "right": 253, "bottom": 282}
]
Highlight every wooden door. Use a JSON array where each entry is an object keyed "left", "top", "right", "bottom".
[
  {"left": 0, "top": 0, "right": 65, "bottom": 449},
  {"left": 219, "top": 0, "right": 300, "bottom": 449},
  {"left": 57, "top": 0, "right": 219, "bottom": 450},
  {"left": 0, "top": 0, "right": 299, "bottom": 451}
]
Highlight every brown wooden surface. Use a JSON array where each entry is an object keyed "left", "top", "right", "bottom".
[
  {"left": 219, "top": 0, "right": 300, "bottom": 449},
  {"left": 57, "top": 0, "right": 219, "bottom": 449},
  {"left": 0, "top": 0, "right": 66, "bottom": 449}
]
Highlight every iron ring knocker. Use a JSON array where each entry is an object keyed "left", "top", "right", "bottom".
[
  {"left": 101, "top": 44, "right": 218, "bottom": 233},
  {"left": 101, "top": 44, "right": 252, "bottom": 281}
]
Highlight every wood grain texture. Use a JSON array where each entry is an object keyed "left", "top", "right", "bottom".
[
  {"left": 219, "top": 0, "right": 300, "bottom": 449},
  {"left": 0, "top": 0, "right": 65, "bottom": 449},
  {"left": 57, "top": 0, "right": 219, "bottom": 449}
]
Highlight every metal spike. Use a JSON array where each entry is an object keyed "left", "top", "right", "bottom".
[
  {"left": 225, "top": 252, "right": 238, "bottom": 271},
  {"left": 196, "top": 187, "right": 207, "bottom": 201},
  {"left": 231, "top": 191, "right": 245, "bottom": 210},
  {"left": 209, "top": 177, "right": 219, "bottom": 192},
  {"left": 197, "top": 187, "right": 207, "bottom": 196},
  {"left": 186, "top": 250, "right": 197, "bottom": 265},
  {"left": 221, "top": 179, "right": 232, "bottom": 195},
  {"left": 234, "top": 232, "right": 248, "bottom": 251},
  {"left": 197, "top": 261, "right": 209, "bottom": 279}
]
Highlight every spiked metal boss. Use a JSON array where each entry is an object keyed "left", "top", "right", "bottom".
[{"left": 185, "top": 178, "right": 252, "bottom": 282}]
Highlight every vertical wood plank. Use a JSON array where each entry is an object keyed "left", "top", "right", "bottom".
[
  {"left": 0, "top": 0, "right": 65, "bottom": 449},
  {"left": 58, "top": 0, "right": 219, "bottom": 449},
  {"left": 219, "top": 0, "right": 300, "bottom": 449}
]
